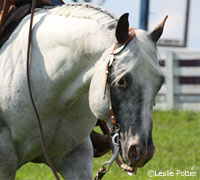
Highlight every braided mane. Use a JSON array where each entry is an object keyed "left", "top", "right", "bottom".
[{"left": 49, "top": 3, "right": 118, "bottom": 30}]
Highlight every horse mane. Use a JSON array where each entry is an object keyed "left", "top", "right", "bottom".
[
  {"left": 111, "top": 29, "right": 163, "bottom": 84},
  {"left": 0, "top": 3, "right": 118, "bottom": 49},
  {"left": 49, "top": 3, "right": 118, "bottom": 30}
]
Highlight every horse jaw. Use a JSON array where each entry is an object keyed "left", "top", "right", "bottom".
[{"left": 89, "top": 52, "right": 111, "bottom": 123}]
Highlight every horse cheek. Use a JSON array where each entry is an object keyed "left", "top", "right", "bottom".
[{"left": 89, "top": 67, "right": 110, "bottom": 122}]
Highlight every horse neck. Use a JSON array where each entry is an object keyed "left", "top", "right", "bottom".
[{"left": 33, "top": 12, "right": 116, "bottom": 106}]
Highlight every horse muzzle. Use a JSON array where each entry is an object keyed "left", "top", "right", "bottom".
[{"left": 121, "top": 139, "right": 155, "bottom": 168}]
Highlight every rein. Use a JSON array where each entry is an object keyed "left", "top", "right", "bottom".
[
  {"left": 95, "top": 28, "right": 137, "bottom": 180},
  {"left": 26, "top": 1, "right": 60, "bottom": 180}
]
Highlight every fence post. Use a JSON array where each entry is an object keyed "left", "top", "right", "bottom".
[
  {"left": 165, "top": 52, "right": 175, "bottom": 109},
  {"left": 139, "top": 0, "right": 149, "bottom": 30}
]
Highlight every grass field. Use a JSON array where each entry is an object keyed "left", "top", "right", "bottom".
[{"left": 16, "top": 110, "right": 200, "bottom": 180}]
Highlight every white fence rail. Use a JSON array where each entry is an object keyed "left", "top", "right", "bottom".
[{"left": 155, "top": 49, "right": 200, "bottom": 111}]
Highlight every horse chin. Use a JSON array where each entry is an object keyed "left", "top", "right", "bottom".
[{"left": 142, "top": 143, "right": 155, "bottom": 166}]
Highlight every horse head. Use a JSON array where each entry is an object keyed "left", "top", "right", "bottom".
[{"left": 89, "top": 14, "right": 167, "bottom": 169}]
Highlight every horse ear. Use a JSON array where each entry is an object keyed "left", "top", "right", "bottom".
[
  {"left": 116, "top": 13, "right": 129, "bottom": 44},
  {"left": 150, "top": 15, "right": 168, "bottom": 44}
]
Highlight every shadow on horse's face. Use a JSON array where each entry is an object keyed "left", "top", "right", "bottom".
[{"left": 110, "top": 68, "right": 164, "bottom": 167}]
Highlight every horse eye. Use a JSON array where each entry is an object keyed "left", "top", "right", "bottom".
[{"left": 118, "top": 77, "right": 128, "bottom": 88}]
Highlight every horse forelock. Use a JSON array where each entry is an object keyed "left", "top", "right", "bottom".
[
  {"left": 49, "top": 3, "right": 118, "bottom": 30},
  {"left": 111, "top": 29, "right": 163, "bottom": 85}
]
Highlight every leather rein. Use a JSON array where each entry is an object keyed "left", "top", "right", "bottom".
[
  {"left": 95, "top": 28, "right": 137, "bottom": 180},
  {"left": 26, "top": 0, "right": 61, "bottom": 180}
]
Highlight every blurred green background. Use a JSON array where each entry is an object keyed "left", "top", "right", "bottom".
[{"left": 16, "top": 110, "right": 200, "bottom": 180}]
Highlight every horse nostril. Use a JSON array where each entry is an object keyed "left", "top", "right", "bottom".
[{"left": 128, "top": 145, "right": 140, "bottom": 162}]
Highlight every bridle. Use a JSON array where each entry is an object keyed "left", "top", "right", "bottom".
[
  {"left": 103, "top": 27, "right": 135, "bottom": 128},
  {"left": 95, "top": 28, "right": 137, "bottom": 180}
]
